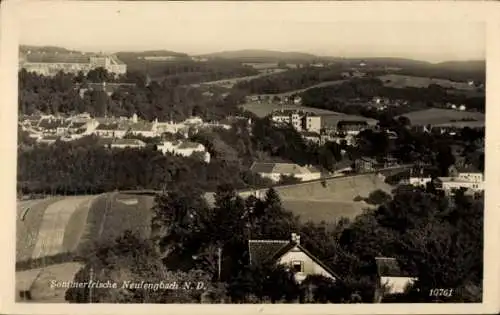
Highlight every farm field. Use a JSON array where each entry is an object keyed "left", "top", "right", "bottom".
[
  {"left": 77, "top": 192, "right": 154, "bottom": 253},
  {"left": 31, "top": 196, "right": 95, "bottom": 260},
  {"left": 277, "top": 174, "right": 392, "bottom": 223},
  {"left": 378, "top": 74, "right": 477, "bottom": 90},
  {"left": 17, "top": 197, "right": 65, "bottom": 262},
  {"left": 16, "top": 262, "right": 84, "bottom": 302},
  {"left": 16, "top": 192, "right": 155, "bottom": 265},
  {"left": 242, "top": 62, "right": 279, "bottom": 69},
  {"left": 399, "top": 108, "right": 485, "bottom": 126},
  {"left": 281, "top": 199, "right": 372, "bottom": 223},
  {"left": 206, "top": 173, "right": 392, "bottom": 223},
  {"left": 194, "top": 69, "right": 288, "bottom": 88},
  {"left": 447, "top": 89, "right": 485, "bottom": 98}
]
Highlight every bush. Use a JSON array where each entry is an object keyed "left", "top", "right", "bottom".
[
  {"left": 365, "top": 189, "right": 392, "bottom": 205},
  {"left": 353, "top": 195, "right": 364, "bottom": 202}
]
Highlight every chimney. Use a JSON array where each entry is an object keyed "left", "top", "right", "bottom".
[{"left": 291, "top": 233, "right": 300, "bottom": 245}]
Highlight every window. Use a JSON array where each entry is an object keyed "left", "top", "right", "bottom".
[{"left": 292, "top": 260, "right": 304, "bottom": 273}]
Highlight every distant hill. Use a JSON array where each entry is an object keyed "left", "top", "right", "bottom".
[
  {"left": 360, "top": 57, "right": 432, "bottom": 68},
  {"left": 19, "top": 45, "right": 77, "bottom": 54},
  {"left": 199, "top": 49, "right": 319, "bottom": 63},
  {"left": 434, "top": 60, "right": 485, "bottom": 73},
  {"left": 116, "top": 50, "right": 189, "bottom": 58}
]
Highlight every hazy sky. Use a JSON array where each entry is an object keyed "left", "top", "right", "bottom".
[{"left": 15, "top": 1, "right": 485, "bottom": 63}]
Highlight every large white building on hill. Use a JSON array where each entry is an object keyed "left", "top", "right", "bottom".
[{"left": 19, "top": 51, "right": 127, "bottom": 76}]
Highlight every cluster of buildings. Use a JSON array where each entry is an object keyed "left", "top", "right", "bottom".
[
  {"left": 18, "top": 113, "right": 248, "bottom": 163},
  {"left": 444, "top": 102, "right": 468, "bottom": 111},
  {"left": 246, "top": 95, "right": 303, "bottom": 106},
  {"left": 368, "top": 97, "right": 409, "bottom": 111},
  {"left": 269, "top": 109, "right": 378, "bottom": 146},
  {"left": 270, "top": 110, "right": 321, "bottom": 134},
  {"left": 354, "top": 156, "right": 399, "bottom": 173},
  {"left": 20, "top": 113, "right": 236, "bottom": 141},
  {"left": 405, "top": 165, "right": 484, "bottom": 196},
  {"left": 19, "top": 51, "right": 127, "bottom": 77}
]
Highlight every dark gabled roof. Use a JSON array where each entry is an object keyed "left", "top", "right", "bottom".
[
  {"left": 250, "top": 162, "right": 276, "bottom": 174},
  {"left": 96, "top": 123, "right": 119, "bottom": 131},
  {"left": 248, "top": 240, "right": 289, "bottom": 266},
  {"left": 301, "top": 131, "right": 320, "bottom": 137},
  {"left": 410, "top": 167, "right": 435, "bottom": 178},
  {"left": 272, "top": 110, "right": 300, "bottom": 116},
  {"left": 456, "top": 165, "right": 481, "bottom": 173},
  {"left": 129, "top": 122, "right": 153, "bottom": 132},
  {"left": 69, "top": 122, "right": 87, "bottom": 129},
  {"left": 375, "top": 257, "right": 412, "bottom": 277},
  {"left": 248, "top": 239, "right": 342, "bottom": 282}
]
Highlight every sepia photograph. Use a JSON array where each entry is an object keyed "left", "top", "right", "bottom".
[{"left": 2, "top": 1, "right": 499, "bottom": 314}]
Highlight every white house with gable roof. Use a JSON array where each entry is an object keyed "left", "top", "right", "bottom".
[
  {"left": 250, "top": 162, "right": 321, "bottom": 183},
  {"left": 157, "top": 140, "right": 210, "bottom": 163}
]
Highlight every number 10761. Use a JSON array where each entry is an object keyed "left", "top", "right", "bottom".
[{"left": 429, "top": 289, "right": 453, "bottom": 297}]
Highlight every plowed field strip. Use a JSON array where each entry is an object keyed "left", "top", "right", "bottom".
[
  {"left": 62, "top": 195, "right": 99, "bottom": 253},
  {"left": 16, "top": 198, "right": 61, "bottom": 262},
  {"left": 31, "top": 197, "right": 91, "bottom": 260}
]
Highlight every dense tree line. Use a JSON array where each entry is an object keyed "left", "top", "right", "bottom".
[
  {"left": 300, "top": 78, "right": 485, "bottom": 115},
  {"left": 233, "top": 65, "right": 345, "bottom": 94},
  {"left": 19, "top": 68, "right": 246, "bottom": 122},
  {"left": 17, "top": 136, "right": 271, "bottom": 196}
]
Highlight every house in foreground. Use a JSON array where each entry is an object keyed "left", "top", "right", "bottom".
[
  {"left": 250, "top": 162, "right": 321, "bottom": 183},
  {"left": 248, "top": 233, "right": 339, "bottom": 284}
]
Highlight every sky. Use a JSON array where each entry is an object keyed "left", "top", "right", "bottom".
[{"left": 15, "top": 1, "right": 486, "bottom": 63}]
